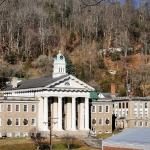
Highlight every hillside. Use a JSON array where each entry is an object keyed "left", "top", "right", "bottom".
[{"left": 0, "top": 0, "right": 150, "bottom": 96}]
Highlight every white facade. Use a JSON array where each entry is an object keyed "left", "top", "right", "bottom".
[{"left": 2, "top": 51, "right": 95, "bottom": 133}]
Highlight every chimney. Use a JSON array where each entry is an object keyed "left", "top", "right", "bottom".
[
  {"left": 111, "top": 83, "right": 116, "bottom": 96},
  {"left": 12, "top": 77, "right": 18, "bottom": 88}
]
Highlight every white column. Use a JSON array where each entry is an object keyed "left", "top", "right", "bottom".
[
  {"left": 43, "top": 97, "right": 48, "bottom": 131},
  {"left": 38, "top": 97, "right": 44, "bottom": 131},
  {"left": 66, "top": 98, "right": 71, "bottom": 130},
  {"left": 80, "top": 99, "right": 84, "bottom": 130},
  {"left": 53, "top": 97, "right": 58, "bottom": 130},
  {"left": 71, "top": 97, "right": 76, "bottom": 130},
  {"left": 85, "top": 97, "right": 89, "bottom": 130},
  {"left": 57, "top": 97, "right": 63, "bottom": 131}
]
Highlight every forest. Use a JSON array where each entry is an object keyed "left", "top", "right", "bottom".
[{"left": 0, "top": 0, "right": 150, "bottom": 96}]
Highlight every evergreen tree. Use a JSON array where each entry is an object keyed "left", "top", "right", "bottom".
[{"left": 65, "top": 54, "right": 76, "bottom": 77}]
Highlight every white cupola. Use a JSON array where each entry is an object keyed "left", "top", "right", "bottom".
[{"left": 52, "top": 51, "right": 67, "bottom": 78}]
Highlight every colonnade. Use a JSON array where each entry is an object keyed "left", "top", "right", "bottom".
[{"left": 39, "top": 96, "right": 89, "bottom": 131}]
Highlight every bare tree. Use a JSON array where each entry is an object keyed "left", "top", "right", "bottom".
[{"left": 63, "top": 134, "right": 76, "bottom": 150}]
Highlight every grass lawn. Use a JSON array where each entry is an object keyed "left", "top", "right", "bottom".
[
  {"left": 97, "top": 130, "right": 121, "bottom": 140},
  {"left": 0, "top": 137, "right": 99, "bottom": 150}
]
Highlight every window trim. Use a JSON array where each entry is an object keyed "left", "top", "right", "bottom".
[
  {"left": 105, "top": 118, "right": 110, "bottom": 125},
  {"left": 92, "top": 105, "right": 96, "bottom": 113},
  {"left": 98, "top": 105, "right": 103, "bottom": 113},
  {"left": 15, "top": 118, "right": 20, "bottom": 126},
  {"left": 23, "top": 105, "right": 28, "bottom": 112},
  {"left": 140, "top": 121, "right": 143, "bottom": 127},
  {"left": 31, "top": 104, "right": 36, "bottom": 112},
  {"left": 23, "top": 118, "right": 28, "bottom": 126},
  {"left": 15, "top": 104, "right": 20, "bottom": 112},
  {"left": 7, "top": 104, "right": 12, "bottom": 112},
  {"left": 105, "top": 105, "right": 109, "bottom": 113},
  {"left": 31, "top": 118, "right": 36, "bottom": 126},
  {"left": 7, "top": 118, "right": 12, "bottom": 126},
  {"left": 145, "top": 121, "right": 148, "bottom": 127}
]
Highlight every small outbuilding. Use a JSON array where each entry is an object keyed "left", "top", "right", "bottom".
[{"left": 102, "top": 127, "right": 150, "bottom": 150}]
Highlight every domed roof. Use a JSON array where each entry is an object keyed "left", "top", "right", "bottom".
[{"left": 54, "top": 50, "right": 65, "bottom": 62}]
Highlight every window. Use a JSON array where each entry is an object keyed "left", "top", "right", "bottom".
[
  {"left": 115, "top": 103, "right": 118, "bottom": 108},
  {"left": 7, "top": 132, "right": 12, "bottom": 137},
  {"left": 92, "top": 118, "right": 96, "bottom": 125},
  {"left": 145, "top": 111, "right": 148, "bottom": 117},
  {"left": 145, "top": 103, "right": 148, "bottom": 108},
  {"left": 92, "top": 106, "right": 96, "bottom": 112},
  {"left": 140, "top": 103, "right": 143, "bottom": 109},
  {"left": 126, "top": 102, "right": 128, "bottom": 108},
  {"left": 105, "top": 118, "right": 110, "bottom": 125},
  {"left": 126, "top": 121, "right": 128, "bottom": 127},
  {"left": 134, "top": 121, "right": 137, "bottom": 127},
  {"left": 7, "top": 104, "right": 11, "bottom": 112},
  {"left": 0, "top": 118, "right": 2, "bottom": 126},
  {"left": 106, "top": 106, "right": 109, "bottom": 113},
  {"left": 113, "top": 104, "right": 114, "bottom": 108},
  {"left": 140, "top": 111, "right": 143, "bottom": 117},
  {"left": 119, "top": 103, "right": 121, "bottom": 108},
  {"left": 134, "top": 103, "right": 137, "bottom": 109},
  {"left": 99, "top": 118, "right": 103, "bottom": 125},
  {"left": 31, "top": 105, "right": 35, "bottom": 112},
  {"left": 115, "top": 111, "right": 118, "bottom": 117},
  {"left": 31, "top": 119, "right": 36, "bottom": 126},
  {"left": 134, "top": 111, "right": 137, "bottom": 117},
  {"left": 23, "top": 132, "right": 28, "bottom": 137},
  {"left": 15, "top": 132, "right": 20, "bottom": 137},
  {"left": 126, "top": 111, "right": 128, "bottom": 116},
  {"left": 23, "top": 118, "right": 28, "bottom": 126},
  {"left": 15, "top": 118, "right": 20, "bottom": 126},
  {"left": 0, "top": 104, "right": 2, "bottom": 112},
  {"left": 123, "top": 103, "right": 125, "bottom": 108},
  {"left": 65, "top": 82, "right": 70, "bottom": 86},
  {"left": 145, "top": 122, "right": 148, "bottom": 127},
  {"left": 7, "top": 118, "right": 12, "bottom": 126},
  {"left": 99, "top": 106, "right": 103, "bottom": 113},
  {"left": 15, "top": 105, "right": 19, "bottom": 112},
  {"left": 140, "top": 122, "right": 143, "bottom": 127},
  {"left": 24, "top": 105, "right": 28, "bottom": 112}
]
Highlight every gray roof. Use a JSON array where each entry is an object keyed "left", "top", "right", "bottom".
[
  {"left": 3, "top": 75, "right": 68, "bottom": 91},
  {"left": 103, "top": 127, "right": 150, "bottom": 145},
  {"left": 99, "top": 93, "right": 119, "bottom": 98}
]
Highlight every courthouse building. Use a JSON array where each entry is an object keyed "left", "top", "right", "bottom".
[{"left": 0, "top": 51, "right": 96, "bottom": 137}]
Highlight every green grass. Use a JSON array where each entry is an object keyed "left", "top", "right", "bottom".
[{"left": 97, "top": 130, "right": 121, "bottom": 140}]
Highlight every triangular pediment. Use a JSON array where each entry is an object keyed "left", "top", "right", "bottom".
[{"left": 45, "top": 75, "right": 94, "bottom": 91}]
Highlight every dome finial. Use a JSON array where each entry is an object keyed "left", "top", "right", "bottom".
[{"left": 59, "top": 50, "right": 61, "bottom": 53}]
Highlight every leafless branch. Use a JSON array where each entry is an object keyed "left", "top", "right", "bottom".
[
  {"left": 81, "top": 0, "right": 115, "bottom": 6},
  {"left": 0, "top": 0, "right": 6, "bottom": 6}
]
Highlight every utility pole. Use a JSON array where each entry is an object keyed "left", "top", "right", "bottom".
[
  {"left": 49, "top": 117, "right": 58, "bottom": 150},
  {"left": 50, "top": 117, "right": 52, "bottom": 150}
]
